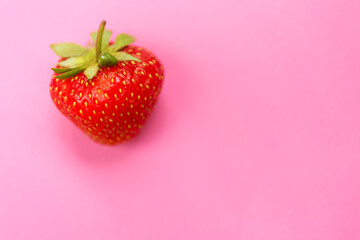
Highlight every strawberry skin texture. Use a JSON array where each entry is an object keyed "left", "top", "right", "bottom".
[{"left": 50, "top": 45, "right": 164, "bottom": 145}]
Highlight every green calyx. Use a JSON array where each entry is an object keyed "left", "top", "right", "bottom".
[{"left": 50, "top": 20, "right": 141, "bottom": 80}]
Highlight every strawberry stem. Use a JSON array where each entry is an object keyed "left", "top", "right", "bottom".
[{"left": 95, "top": 20, "right": 106, "bottom": 61}]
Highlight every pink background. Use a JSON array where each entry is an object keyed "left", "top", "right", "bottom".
[{"left": 0, "top": 0, "right": 360, "bottom": 239}]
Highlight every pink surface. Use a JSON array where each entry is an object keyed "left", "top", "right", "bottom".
[{"left": 0, "top": 0, "right": 360, "bottom": 239}]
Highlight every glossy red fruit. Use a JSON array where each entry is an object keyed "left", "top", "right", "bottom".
[{"left": 49, "top": 21, "right": 164, "bottom": 145}]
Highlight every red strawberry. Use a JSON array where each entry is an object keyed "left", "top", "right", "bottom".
[{"left": 50, "top": 20, "right": 164, "bottom": 145}]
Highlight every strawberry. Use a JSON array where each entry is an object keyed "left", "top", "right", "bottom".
[{"left": 50, "top": 21, "right": 164, "bottom": 145}]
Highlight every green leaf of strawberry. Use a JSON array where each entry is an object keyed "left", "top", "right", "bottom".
[
  {"left": 58, "top": 56, "right": 86, "bottom": 68},
  {"left": 51, "top": 67, "right": 74, "bottom": 73},
  {"left": 113, "top": 52, "right": 141, "bottom": 62},
  {"left": 113, "top": 33, "right": 136, "bottom": 51},
  {"left": 49, "top": 20, "right": 165, "bottom": 145},
  {"left": 50, "top": 43, "right": 86, "bottom": 57},
  {"left": 84, "top": 63, "right": 99, "bottom": 80},
  {"left": 56, "top": 66, "right": 86, "bottom": 79}
]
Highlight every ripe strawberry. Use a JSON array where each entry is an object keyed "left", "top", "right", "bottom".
[{"left": 50, "top": 21, "right": 164, "bottom": 145}]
